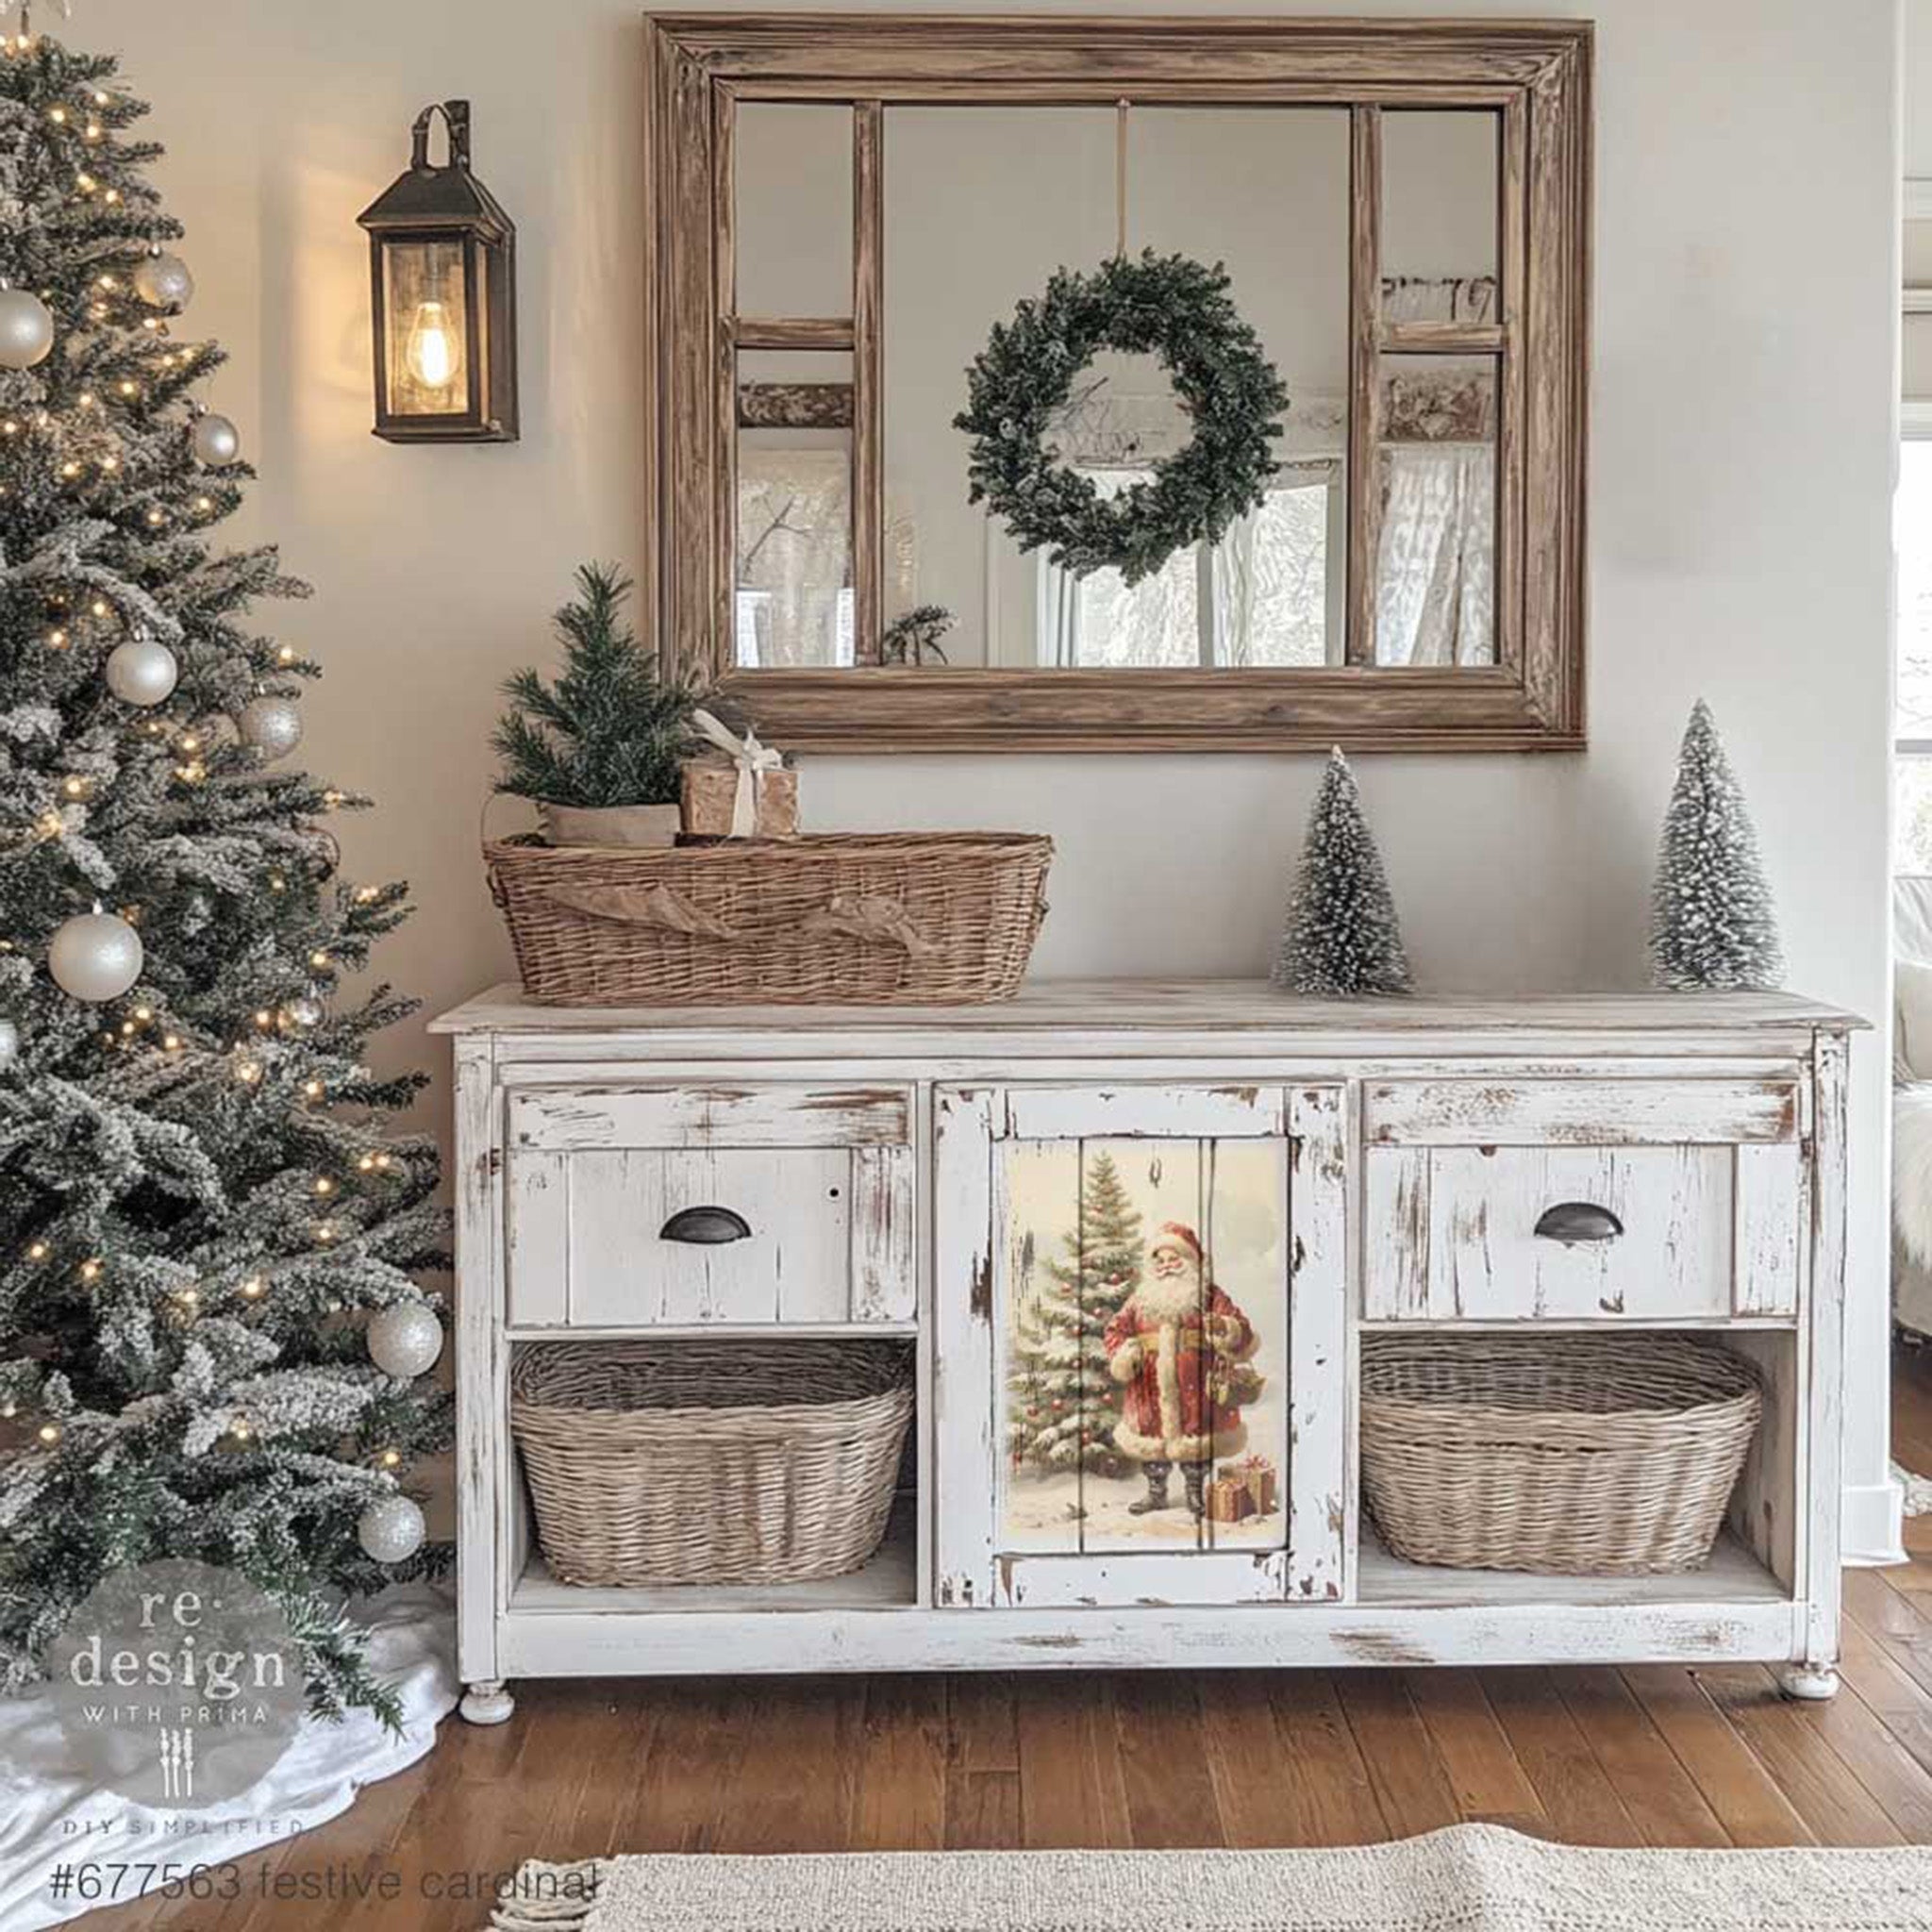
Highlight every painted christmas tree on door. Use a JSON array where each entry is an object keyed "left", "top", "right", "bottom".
[{"left": 999, "top": 1137, "right": 1288, "bottom": 1555}]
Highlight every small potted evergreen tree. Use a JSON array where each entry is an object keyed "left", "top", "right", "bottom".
[{"left": 493, "top": 563, "right": 716, "bottom": 848}]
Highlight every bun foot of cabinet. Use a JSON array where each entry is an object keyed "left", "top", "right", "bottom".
[
  {"left": 1777, "top": 1664, "right": 1840, "bottom": 1703},
  {"left": 459, "top": 1679, "right": 516, "bottom": 1725}
]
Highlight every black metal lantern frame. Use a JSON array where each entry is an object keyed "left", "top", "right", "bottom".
[{"left": 357, "top": 100, "right": 519, "bottom": 444}]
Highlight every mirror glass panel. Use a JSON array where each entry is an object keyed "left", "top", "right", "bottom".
[
  {"left": 882, "top": 106, "right": 1349, "bottom": 670},
  {"left": 1374, "top": 355, "right": 1496, "bottom": 666},
  {"left": 1381, "top": 109, "right": 1499, "bottom": 309},
  {"left": 720, "top": 83, "right": 1544, "bottom": 698},
  {"left": 735, "top": 348, "right": 854, "bottom": 668},
  {"left": 734, "top": 105, "right": 852, "bottom": 318}
]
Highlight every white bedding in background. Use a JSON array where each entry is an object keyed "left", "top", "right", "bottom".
[
  {"left": 0, "top": 1585, "right": 455, "bottom": 1930},
  {"left": 1895, "top": 1083, "right": 1932, "bottom": 1274}
]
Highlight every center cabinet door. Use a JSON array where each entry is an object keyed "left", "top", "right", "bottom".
[{"left": 935, "top": 1084, "right": 1348, "bottom": 1609}]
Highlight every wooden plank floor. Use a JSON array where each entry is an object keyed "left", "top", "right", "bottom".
[{"left": 77, "top": 1341, "right": 1932, "bottom": 1930}]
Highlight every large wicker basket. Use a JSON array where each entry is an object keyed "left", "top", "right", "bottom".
[
  {"left": 510, "top": 1339, "right": 914, "bottom": 1588},
  {"left": 1360, "top": 1332, "right": 1761, "bottom": 1576},
  {"left": 486, "top": 831, "right": 1051, "bottom": 1006}
]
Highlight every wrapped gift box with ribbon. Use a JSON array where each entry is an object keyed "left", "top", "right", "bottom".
[{"left": 680, "top": 708, "right": 799, "bottom": 841}]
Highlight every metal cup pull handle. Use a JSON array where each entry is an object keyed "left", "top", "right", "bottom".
[
  {"left": 659, "top": 1206, "right": 753, "bottom": 1245},
  {"left": 1533, "top": 1201, "right": 1624, "bottom": 1243}
]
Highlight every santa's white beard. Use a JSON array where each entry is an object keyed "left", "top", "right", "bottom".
[{"left": 1133, "top": 1267, "right": 1204, "bottom": 1324}]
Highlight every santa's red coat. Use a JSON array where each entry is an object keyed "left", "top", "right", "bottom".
[{"left": 1104, "top": 1279, "right": 1257, "bottom": 1464}]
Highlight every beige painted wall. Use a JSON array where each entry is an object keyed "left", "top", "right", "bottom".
[{"left": 87, "top": 0, "right": 1902, "bottom": 1544}]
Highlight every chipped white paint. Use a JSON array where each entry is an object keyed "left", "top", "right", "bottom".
[
  {"left": 508, "top": 1081, "right": 910, "bottom": 1149},
  {"left": 852, "top": 1142, "right": 917, "bottom": 1322},
  {"left": 502, "top": 1086, "right": 915, "bottom": 1327},
  {"left": 1363, "top": 1141, "right": 1802, "bottom": 1324},
  {"left": 1364, "top": 1077, "right": 1801, "bottom": 1147},
  {"left": 437, "top": 979, "right": 1861, "bottom": 1707},
  {"left": 1289, "top": 1085, "right": 1350, "bottom": 1603}
]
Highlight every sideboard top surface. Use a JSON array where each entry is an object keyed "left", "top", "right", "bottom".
[{"left": 431, "top": 978, "right": 1865, "bottom": 1045}]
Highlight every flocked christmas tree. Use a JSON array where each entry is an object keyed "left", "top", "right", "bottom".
[
  {"left": 1650, "top": 699, "right": 1784, "bottom": 991},
  {"left": 1273, "top": 747, "right": 1412, "bottom": 996},
  {"left": 0, "top": 29, "right": 450, "bottom": 1724},
  {"left": 1008, "top": 1149, "right": 1141, "bottom": 1479}
]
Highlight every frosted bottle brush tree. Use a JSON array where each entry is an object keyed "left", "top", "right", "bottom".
[
  {"left": 1273, "top": 748, "right": 1412, "bottom": 997},
  {"left": 1650, "top": 700, "right": 1784, "bottom": 991},
  {"left": 0, "top": 33, "right": 451, "bottom": 1725}
]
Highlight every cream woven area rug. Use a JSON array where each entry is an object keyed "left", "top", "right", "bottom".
[{"left": 487, "top": 1824, "right": 1932, "bottom": 1931}]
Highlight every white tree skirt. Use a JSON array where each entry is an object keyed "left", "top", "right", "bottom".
[{"left": 0, "top": 1584, "right": 455, "bottom": 1930}]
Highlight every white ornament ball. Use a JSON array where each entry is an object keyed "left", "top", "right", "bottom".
[
  {"left": 190, "top": 411, "right": 241, "bottom": 467},
  {"left": 104, "top": 636, "right": 179, "bottom": 708},
  {"left": 367, "top": 1302, "right": 443, "bottom": 1380},
  {"left": 238, "top": 694, "right": 301, "bottom": 759},
  {"left": 358, "top": 1493, "right": 425, "bottom": 1565},
  {"left": 0, "top": 1018, "right": 18, "bottom": 1071},
  {"left": 0, "top": 286, "right": 53, "bottom": 369},
  {"left": 286, "top": 993, "right": 324, "bottom": 1030},
  {"left": 49, "top": 910, "right": 143, "bottom": 1004},
  {"left": 132, "top": 250, "right": 194, "bottom": 310}
]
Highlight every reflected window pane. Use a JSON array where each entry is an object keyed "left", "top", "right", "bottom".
[
  {"left": 1374, "top": 357, "right": 1497, "bottom": 666},
  {"left": 736, "top": 349, "right": 853, "bottom": 668},
  {"left": 1045, "top": 465, "right": 1342, "bottom": 669},
  {"left": 1381, "top": 110, "right": 1499, "bottom": 299},
  {"left": 734, "top": 105, "right": 853, "bottom": 319},
  {"left": 886, "top": 104, "right": 1348, "bottom": 667}
]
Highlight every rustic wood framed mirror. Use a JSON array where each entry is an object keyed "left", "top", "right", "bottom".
[{"left": 644, "top": 14, "right": 1591, "bottom": 752}]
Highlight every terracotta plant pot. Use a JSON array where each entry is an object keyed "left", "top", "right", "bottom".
[{"left": 537, "top": 801, "right": 681, "bottom": 850}]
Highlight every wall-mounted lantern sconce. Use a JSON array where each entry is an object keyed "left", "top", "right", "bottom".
[{"left": 357, "top": 100, "right": 518, "bottom": 443}]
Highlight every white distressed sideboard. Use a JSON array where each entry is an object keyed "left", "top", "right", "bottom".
[{"left": 430, "top": 981, "right": 1860, "bottom": 1724}]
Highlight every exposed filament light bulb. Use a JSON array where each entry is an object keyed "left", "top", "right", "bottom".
[{"left": 403, "top": 301, "right": 460, "bottom": 391}]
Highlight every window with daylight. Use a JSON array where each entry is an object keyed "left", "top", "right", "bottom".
[
  {"left": 1040, "top": 466, "right": 1344, "bottom": 669},
  {"left": 1898, "top": 435, "right": 1932, "bottom": 873}
]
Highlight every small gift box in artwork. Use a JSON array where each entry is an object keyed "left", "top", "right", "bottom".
[
  {"left": 679, "top": 709, "right": 799, "bottom": 841},
  {"left": 1227, "top": 1453, "right": 1279, "bottom": 1516},
  {"left": 1206, "top": 1474, "right": 1257, "bottom": 1524}
]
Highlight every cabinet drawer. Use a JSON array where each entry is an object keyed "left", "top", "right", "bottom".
[
  {"left": 504, "top": 1083, "right": 913, "bottom": 1326},
  {"left": 1363, "top": 1077, "right": 1804, "bottom": 1323}
]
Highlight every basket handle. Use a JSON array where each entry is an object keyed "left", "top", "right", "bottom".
[
  {"left": 798, "top": 893, "right": 939, "bottom": 957},
  {"left": 538, "top": 881, "right": 744, "bottom": 941},
  {"left": 480, "top": 789, "right": 540, "bottom": 911}
]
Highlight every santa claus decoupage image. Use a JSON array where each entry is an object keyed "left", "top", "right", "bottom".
[{"left": 1000, "top": 1137, "right": 1288, "bottom": 1553}]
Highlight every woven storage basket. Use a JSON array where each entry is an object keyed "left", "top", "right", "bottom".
[
  {"left": 510, "top": 1339, "right": 914, "bottom": 1588},
  {"left": 485, "top": 831, "right": 1051, "bottom": 1006},
  {"left": 1360, "top": 1332, "right": 1761, "bottom": 1576}
]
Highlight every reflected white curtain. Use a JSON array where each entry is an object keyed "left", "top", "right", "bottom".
[
  {"left": 1374, "top": 444, "right": 1494, "bottom": 667},
  {"left": 1210, "top": 505, "right": 1257, "bottom": 668}
]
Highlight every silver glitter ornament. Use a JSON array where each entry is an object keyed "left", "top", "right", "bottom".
[
  {"left": 0, "top": 284, "right": 53, "bottom": 369},
  {"left": 132, "top": 250, "right": 194, "bottom": 310},
  {"left": 237, "top": 693, "right": 301, "bottom": 759},
  {"left": 367, "top": 1303, "right": 443, "bottom": 1380},
  {"left": 104, "top": 636, "right": 179, "bottom": 708},
  {"left": 48, "top": 909, "right": 143, "bottom": 1003},
  {"left": 357, "top": 1493, "right": 425, "bottom": 1564},
  {"left": 286, "top": 993, "right": 324, "bottom": 1029},
  {"left": 190, "top": 411, "right": 241, "bottom": 466}
]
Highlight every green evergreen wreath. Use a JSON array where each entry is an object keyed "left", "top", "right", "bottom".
[{"left": 954, "top": 250, "right": 1290, "bottom": 586}]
